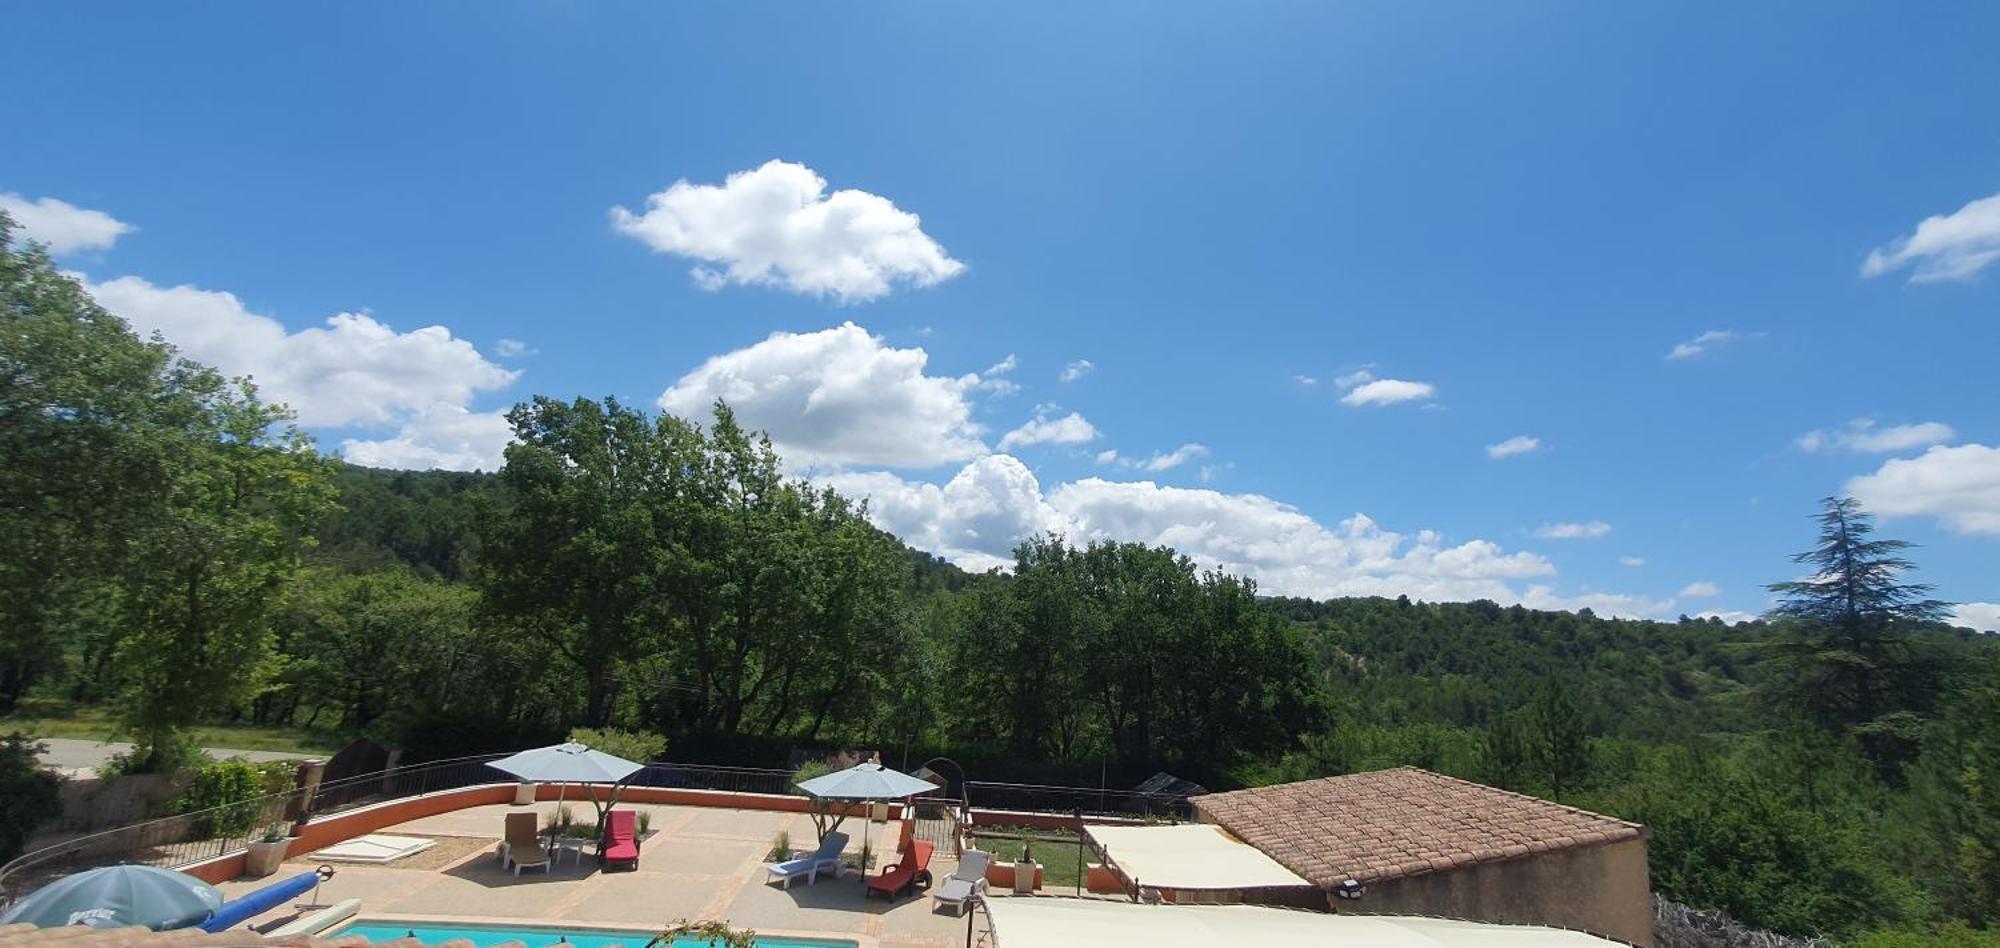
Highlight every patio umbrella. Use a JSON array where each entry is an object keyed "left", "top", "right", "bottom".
[
  {"left": 487, "top": 742, "right": 645, "bottom": 825},
  {"left": 0, "top": 864, "right": 223, "bottom": 930},
  {"left": 795, "top": 761, "right": 939, "bottom": 875}
]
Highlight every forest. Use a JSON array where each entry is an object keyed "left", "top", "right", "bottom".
[{"left": 5, "top": 216, "right": 2000, "bottom": 946}]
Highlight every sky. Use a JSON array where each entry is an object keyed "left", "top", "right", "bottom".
[{"left": 3, "top": 3, "right": 1997, "bottom": 629}]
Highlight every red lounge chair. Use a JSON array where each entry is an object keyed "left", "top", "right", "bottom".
[
  {"left": 600, "top": 809, "right": 640, "bottom": 870},
  {"left": 865, "top": 839, "right": 934, "bottom": 900}
]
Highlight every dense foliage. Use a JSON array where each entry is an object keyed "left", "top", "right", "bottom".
[
  {"left": 0, "top": 734, "right": 61, "bottom": 863},
  {"left": 6, "top": 216, "right": 2000, "bottom": 943}
]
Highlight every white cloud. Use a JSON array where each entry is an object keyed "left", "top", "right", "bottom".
[
  {"left": 494, "top": 338, "right": 535, "bottom": 358},
  {"left": 0, "top": 193, "right": 135, "bottom": 255},
  {"left": 609, "top": 159, "right": 965, "bottom": 303},
  {"left": 1847, "top": 443, "right": 2000, "bottom": 535},
  {"left": 341, "top": 404, "right": 512, "bottom": 472},
  {"left": 658, "top": 322, "right": 990, "bottom": 470},
  {"left": 1666, "top": 329, "right": 1738, "bottom": 361},
  {"left": 1795, "top": 419, "right": 1955, "bottom": 454},
  {"left": 818, "top": 455, "right": 1066, "bottom": 573},
  {"left": 1619, "top": 556, "right": 1646, "bottom": 568},
  {"left": 1341, "top": 378, "right": 1436, "bottom": 407},
  {"left": 1486, "top": 435, "right": 1541, "bottom": 459},
  {"left": 1693, "top": 609, "right": 1759, "bottom": 625},
  {"left": 975, "top": 354, "right": 1021, "bottom": 396},
  {"left": 1953, "top": 602, "right": 2000, "bottom": 633},
  {"left": 1678, "top": 581, "right": 1721, "bottom": 598},
  {"left": 1291, "top": 374, "right": 1317, "bottom": 386},
  {"left": 1334, "top": 368, "right": 1376, "bottom": 389},
  {"left": 1101, "top": 443, "right": 1210, "bottom": 473},
  {"left": 1060, "top": 360, "right": 1094, "bottom": 383},
  {"left": 998, "top": 408, "right": 1099, "bottom": 451},
  {"left": 1536, "top": 520, "right": 1612, "bottom": 540},
  {"left": 84, "top": 275, "right": 518, "bottom": 429},
  {"left": 826, "top": 456, "right": 1685, "bottom": 617},
  {"left": 1862, "top": 190, "right": 2000, "bottom": 283}
]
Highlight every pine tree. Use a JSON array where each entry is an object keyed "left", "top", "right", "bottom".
[{"left": 1763, "top": 496, "right": 1950, "bottom": 772}]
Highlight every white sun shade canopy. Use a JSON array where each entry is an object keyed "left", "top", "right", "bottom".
[
  {"left": 986, "top": 899, "right": 1627, "bottom": 948},
  {"left": 1086, "top": 823, "right": 1309, "bottom": 890},
  {"left": 795, "top": 761, "right": 939, "bottom": 800},
  {"left": 487, "top": 742, "right": 645, "bottom": 784}
]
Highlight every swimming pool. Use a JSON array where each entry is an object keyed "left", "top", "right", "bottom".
[{"left": 331, "top": 920, "right": 857, "bottom": 948}]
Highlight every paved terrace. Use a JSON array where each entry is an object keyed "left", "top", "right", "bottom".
[{"left": 217, "top": 802, "right": 993, "bottom": 948}]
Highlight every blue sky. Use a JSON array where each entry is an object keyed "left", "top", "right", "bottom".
[{"left": 4, "top": 3, "right": 1997, "bottom": 627}]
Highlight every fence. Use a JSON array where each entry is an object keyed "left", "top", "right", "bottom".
[{"left": 962, "top": 779, "right": 1195, "bottom": 821}]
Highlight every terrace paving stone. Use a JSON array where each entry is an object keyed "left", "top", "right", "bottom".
[{"left": 210, "top": 802, "right": 978, "bottom": 948}]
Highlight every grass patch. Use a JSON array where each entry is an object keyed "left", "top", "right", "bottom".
[
  {"left": 968, "top": 831, "right": 1088, "bottom": 890},
  {"left": 0, "top": 704, "right": 344, "bottom": 755}
]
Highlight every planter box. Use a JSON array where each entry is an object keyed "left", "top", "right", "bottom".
[
  {"left": 243, "top": 840, "right": 290, "bottom": 878},
  {"left": 987, "top": 861, "right": 1044, "bottom": 892}
]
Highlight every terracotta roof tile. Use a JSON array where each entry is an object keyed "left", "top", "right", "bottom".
[{"left": 1193, "top": 767, "right": 1646, "bottom": 888}]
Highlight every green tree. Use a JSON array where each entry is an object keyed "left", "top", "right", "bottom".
[
  {"left": 1527, "top": 679, "right": 1592, "bottom": 799},
  {"left": 1763, "top": 496, "right": 1950, "bottom": 772},
  {"left": 568, "top": 726, "right": 667, "bottom": 763},
  {"left": 0, "top": 733, "right": 62, "bottom": 862}
]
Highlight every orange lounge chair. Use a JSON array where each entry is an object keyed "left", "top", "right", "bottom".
[
  {"left": 865, "top": 839, "right": 934, "bottom": 900},
  {"left": 600, "top": 809, "right": 640, "bottom": 870}
]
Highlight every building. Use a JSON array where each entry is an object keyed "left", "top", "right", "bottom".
[{"left": 1192, "top": 767, "right": 1652, "bottom": 947}]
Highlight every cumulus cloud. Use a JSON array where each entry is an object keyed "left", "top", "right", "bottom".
[
  {"left": 610, "top": 159, "right": 964, "bottom": 303},
  {"left": 1847, "top": 443, "right": 2000, "bottom": 535},
  {"left": 1060, "top": 360, "right": 1094, "bottom": 383},
  {"left": 658, "top": 322, "right": 992, "bottom": 470},
  {"left": 1536, "top": 520, "right": 1612, "bottom": 540},
  {"left": 1679, "top": 581, "right": 1721, "bottom": 598},
  {"left": 1795, "top": 419, "right": 1955, "bottom": 454},
  {"left": 341, "top": 404, "right": 512, "bottom": 472},
  {"left": 826, "top": 459, "right": 1679, "bottom": 617},
  {"left": 494, "top": 338, "right": 535, "bottom": 358},
  {"left": 1, "top": 192, "right": 136, "bottom": 255},
  {"left": 1953, "top": 602, "right": 2000, "bottom": 633},
  {"left": 1335, "top": 368, "right": 1436, "bottom": 407},
  {"left": 1862, "top": 190, "right": 2000, "bottom": 283},
  {"left": 1666, "top": 329, "right": 1740, "bottom": 361},
  {"left": 998, "top": 407, "right": 1099, "bottom": 450},
  {"left": 1486, "top": 435, "right": 1541, "bottom": 459},
  {"left": 84, "top": 275, "right": 518, "bottom": 429}
]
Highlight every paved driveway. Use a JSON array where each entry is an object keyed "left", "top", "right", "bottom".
[{"left": 35, "top": 738, "right": 315, "bottom": 776}]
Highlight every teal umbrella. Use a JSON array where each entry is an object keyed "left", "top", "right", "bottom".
[{"left": 0, "top": 865, "right": 223, "bottom": 930}]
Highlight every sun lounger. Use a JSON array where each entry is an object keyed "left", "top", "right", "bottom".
[
  {"left": 931, "top": 849, "right": 991, "bottom": 915},
  {"left": 502, "top": 812, "right": 551, "bottom": 876},
  {"left": 600, "top": 809, "right": 639, "bottom": 870},
  {"left": 762, "top": 831, "right": 850, "bottom": 889},
  {"left": 866, "top": 839, "right": 934, "bottom": 900}
]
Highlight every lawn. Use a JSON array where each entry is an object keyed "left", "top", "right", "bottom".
[
  {"left": 967, "top": 829, "right": 1089, "bottom": 891},
  {"left": 0, "top": 703, "right": 345, "bottom": 755}
]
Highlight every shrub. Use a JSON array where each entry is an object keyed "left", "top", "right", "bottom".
[
  {"left": 567, "top": 727, "right": 667, "bottom": 764},
  {"left": 175, "top": 758, "right": 269, "bottom": 839},
  {"left": 767, "top": 829, "right": 791, "bottom": 861},
  {"left": 0, "top": 734, "right": 63, "bottom": 863}
]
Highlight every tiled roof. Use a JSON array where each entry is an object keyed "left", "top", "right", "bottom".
[{"left": 1193, "top": 767, "right": 1646, "bottom": 888}]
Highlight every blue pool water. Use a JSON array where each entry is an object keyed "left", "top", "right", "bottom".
[{"left": 332, "top": 921, "right": 856, "bottom": 948}]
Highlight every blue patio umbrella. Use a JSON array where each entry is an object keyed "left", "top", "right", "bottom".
[
  {"left": 0, "top": 865, "right": 223, "bottom": 930},
  {"left": 796, "top": 761, "right": 940, "bottom": 873},
  {"left": 488, "top": 741, "right": 646, "bottom": 823}
]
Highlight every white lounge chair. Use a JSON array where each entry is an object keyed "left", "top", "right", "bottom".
[
  {"left": 762, "top": 831, "right": 849, "bottom": 889},
  {"left": 932, "top": 849, "right": 991, "bottom": 915}
]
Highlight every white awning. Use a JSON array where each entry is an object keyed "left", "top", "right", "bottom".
[
  {"left": 1085, "top": 823, "right": 1309, "bottom": 890},
  {"left": 986, "top": 898, "right": 1626, "bottom": 948}
]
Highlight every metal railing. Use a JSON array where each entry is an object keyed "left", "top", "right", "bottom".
[
  {"left": 0, "top": 753, "right": 506, "bottom": 904},
  {"left": 963, "top": 780, "right": 1195, "bottom": 820},
  {"left": 629, "top": 762, "right": 794, "bottom": 796}
]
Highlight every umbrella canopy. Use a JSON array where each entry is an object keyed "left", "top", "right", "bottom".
[
  {"left": 487, "top": 742, "right": 644, "bottom": 785},
  {"left": 0, "top": 865, "right": 223, "bottom": 930},
  {"left": 796, "top": 761, "right": 939, "bottom": 801}
]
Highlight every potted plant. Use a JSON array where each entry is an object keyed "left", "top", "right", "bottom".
[
  {"left": 244, "top": 824, "right": 291, "bottom": 878},
  {"left": 1012, "top": 835, "right": 1039, "bottom": 894}
]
